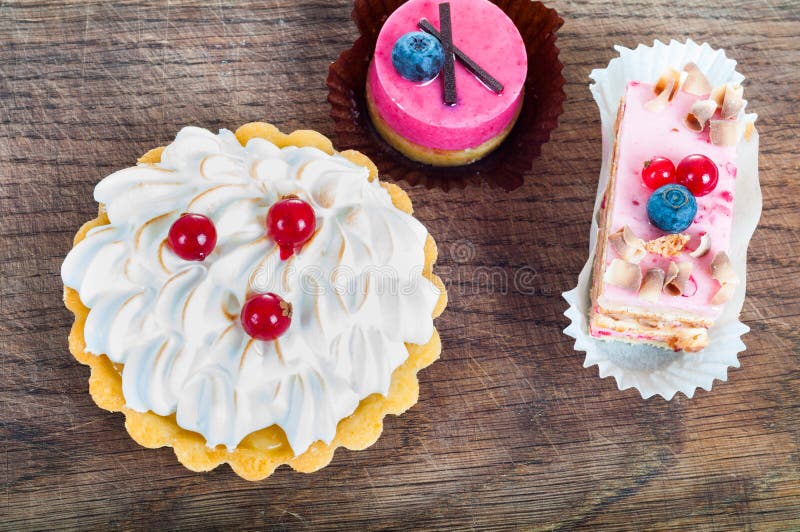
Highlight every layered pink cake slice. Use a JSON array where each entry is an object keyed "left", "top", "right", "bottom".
[{"left": 590, "top": 67, "right": 750, "bottom": 352}]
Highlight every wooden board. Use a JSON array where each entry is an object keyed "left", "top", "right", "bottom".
[{"left": 1, "top": 0, "right": 798, "bottom": 529}]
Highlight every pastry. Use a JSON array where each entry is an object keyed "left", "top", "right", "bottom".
[
  {"left": 61, "top": 123, "right": 447, "bottom": 479},
  {"left": 366, "top": 0, "right": 527, "bottom": 166},
  {"left": 590, "top": 65, "right": 751, "bottom": 352}
]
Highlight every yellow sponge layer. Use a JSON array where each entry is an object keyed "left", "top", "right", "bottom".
[{"left": 64, "top": 123, "right": 447, "bottom": 480}]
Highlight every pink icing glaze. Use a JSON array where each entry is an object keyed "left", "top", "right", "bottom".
[
  {"left": 368, "top": 0, "right": 527, "bottom": 150},
  {"left": 600, "top": 82, "right": 738, "bottom": 319}
]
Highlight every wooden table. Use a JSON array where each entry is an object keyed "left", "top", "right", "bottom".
[{"left": 2, "top": 1, "right": 798, "bottom": 529}]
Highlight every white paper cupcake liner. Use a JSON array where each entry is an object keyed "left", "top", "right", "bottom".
[{"left": 562, "top": 39, "right": 761, "bottom": 400}]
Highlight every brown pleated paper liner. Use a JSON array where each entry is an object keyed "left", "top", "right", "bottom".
[{"left": 327, "top": 0, "right": 565, "bottom": 191}]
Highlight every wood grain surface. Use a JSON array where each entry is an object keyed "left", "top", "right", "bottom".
[{"left": 1, "top": 0, "right": 799, "bottom": 529}]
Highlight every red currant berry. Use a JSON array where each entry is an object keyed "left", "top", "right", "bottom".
[
  {"left": 676, "top": 154, "right": 718, "bottom": 196},
  {"left": 267, "top": 196, "right": 316, "bottom": 260},
  {"left": 241, "top": 293, "right": 292, "bottom": 341},
  {"left": 168, "top": 213, "right": 217, "bottom": 261},
  {"left": 641, "top": 156, "right": 676, "bottom": 189}
]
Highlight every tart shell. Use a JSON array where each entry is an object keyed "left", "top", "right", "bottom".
[{"left": 64, "top": 123, "right": 447, "bottom": 480}]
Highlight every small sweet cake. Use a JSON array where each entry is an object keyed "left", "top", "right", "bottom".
[
  {"left": 61, "top": 123, "right": 446, "bottom": 479},
  {"left": 590, "top": 65, "right": 752, "bottom": 352},
  {"left": 366, "top": 0, "right": 527, "bottom": 166}
]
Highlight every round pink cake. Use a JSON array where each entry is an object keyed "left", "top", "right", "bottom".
[{"left": 366, "top": 0, "right": 527, "bottom": 166}]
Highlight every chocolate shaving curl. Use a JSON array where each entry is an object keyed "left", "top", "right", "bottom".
[
  {"left": 438, "top": 3, "right": 457, "bottom": 106},
  {"left": 418, "top": 19, "right": 504, "bottom": 93}
]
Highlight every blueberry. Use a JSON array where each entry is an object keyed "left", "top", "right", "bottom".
[
  {"left": 391, "top": 32, "right": 444, "bottom": 82},
  {"left": 646, "top": 184, "right": 698, "bottom": 233}
]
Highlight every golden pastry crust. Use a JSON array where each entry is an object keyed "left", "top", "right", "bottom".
[{"left": 64, "top": 122, "right": 447, "bottom": 480}]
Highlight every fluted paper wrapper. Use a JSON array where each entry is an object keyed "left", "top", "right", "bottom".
[
  {"left": 327, "top": 0, "right": 565, "bottom": 191},
  {"left": 562, "top": 40, "right": 761, "bottom": 400}
]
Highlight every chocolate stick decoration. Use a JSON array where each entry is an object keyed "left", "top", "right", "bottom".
[
  {"left": 418, "top": 18, "right": 504, "bottom": 94},
  {"left": 438, "top": 3, "right": 457, "bottom": 105}
]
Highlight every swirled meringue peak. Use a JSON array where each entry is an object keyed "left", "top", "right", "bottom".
[{"left": 61, "top": 127, "right": 440, "bottom": 455}]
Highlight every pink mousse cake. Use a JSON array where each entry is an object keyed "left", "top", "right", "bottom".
[
  {"left": 366, "top": 0, "right": 527, "bottom": 166},
  {"left": 590, "top": 66, "right": 749, "bottom": 352}
]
